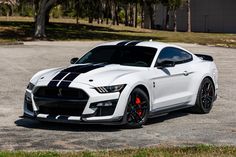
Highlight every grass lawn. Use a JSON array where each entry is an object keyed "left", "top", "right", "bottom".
[
  {"left": 0, "top": 16, "right": 236, "bottom": 48},
  {"left": 0, "top": 145, "right": 236, "bottom": 157}
]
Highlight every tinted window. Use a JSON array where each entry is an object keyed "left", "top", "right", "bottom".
[
  {"left": 77, "top": 46, "right": 157, "bottom": 67},
  {"left": 157, "top": 47, "right": 192, "bottom": 65}
]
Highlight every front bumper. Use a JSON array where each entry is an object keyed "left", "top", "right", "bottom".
[
  {"left": 22, "top": 112, "right": 124, "bottom": 125},
  {"left": 23, "top": 83, "right": 129, "bottom": 125}
]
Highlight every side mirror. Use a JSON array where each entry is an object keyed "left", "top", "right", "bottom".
[
  {"left": 70, "top": 57, "right": 79, "bottom": 64},
  {"left": 156, "top": 60, "right": 175, "bottom": 68}
]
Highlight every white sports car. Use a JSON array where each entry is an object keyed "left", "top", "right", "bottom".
[{"left": 23, "top": 41, "right": 218, "bottom": 128}]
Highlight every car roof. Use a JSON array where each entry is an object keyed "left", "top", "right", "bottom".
[{"left": 98, "top": 40, "right": 179, "bottom": 50}]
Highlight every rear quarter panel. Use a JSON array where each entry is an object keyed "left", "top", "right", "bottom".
[{"left": 189, "top": 60, "right": 218, "bottom": 105}]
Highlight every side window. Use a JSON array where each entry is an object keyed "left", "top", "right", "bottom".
[{"left": 157, "top": 47, "right": 192, "bottom": 65}]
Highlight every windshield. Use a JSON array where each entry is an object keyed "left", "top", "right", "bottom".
[{"left": 76, "top": 46, "right": 157, "bottom": 67}]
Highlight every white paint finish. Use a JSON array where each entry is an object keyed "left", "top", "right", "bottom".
[
  {"left": 150, "top": 62, "right": 194, "bottom": 109},
  {"left": 24, "top": 41, "right": 218, "bottom": 123}
]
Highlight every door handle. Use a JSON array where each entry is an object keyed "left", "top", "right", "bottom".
[{"left": 183, "top": 71, "right": 189, "bottom": 76}]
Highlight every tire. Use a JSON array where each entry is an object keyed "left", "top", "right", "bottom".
[
  {"left": 192, "top": 78, "right": 215, "bottom": 114},
  {"left": 124, "top": 88, "right": 149, "bottom": 128}
]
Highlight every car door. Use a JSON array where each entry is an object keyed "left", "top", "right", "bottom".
[{"left": 150, "top": 47, "right": 194, "bottom": 110}]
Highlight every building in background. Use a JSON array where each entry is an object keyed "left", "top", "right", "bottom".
[{"left": 147, "top": 0, "right": 236, "bottom": 33}]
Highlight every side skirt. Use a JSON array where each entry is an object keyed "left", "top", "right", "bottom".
[{"left": 148, "top": 103, "right": 191, "bottom": 118}]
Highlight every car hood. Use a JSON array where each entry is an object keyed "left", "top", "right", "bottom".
[{"left": 36, "top": 64, "right": 145, "bottom": 87}]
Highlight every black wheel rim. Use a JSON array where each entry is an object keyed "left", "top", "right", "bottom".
[
  {"left": 127, "top": 91, "right": 148, "bottom": 125},
  {"left": 201, "top": 82, "right": 214, "bottom": 110}
]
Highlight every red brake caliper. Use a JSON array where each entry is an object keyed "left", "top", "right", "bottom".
[{"left": 135, "top": 97, "right": 142, "bottom": 116}]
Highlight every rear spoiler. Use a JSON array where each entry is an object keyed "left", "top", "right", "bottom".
[{"left": 195, "top": 54, "right": 213, "bottom": 61}]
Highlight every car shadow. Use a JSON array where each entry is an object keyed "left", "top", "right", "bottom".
[
  {"left": 146, "top": 110, "right": 189, "bottom": 125},
  {"left": 15, "top": 110, "right": 190, "bottom": 132}
]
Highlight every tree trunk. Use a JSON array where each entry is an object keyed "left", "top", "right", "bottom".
[
  {"left": 106, "top": 18, "right": 109, "bottom": 24},
  {"left": 76, "top": 12, "right": 79, "bottom": 24},
  {"left": 21, "top": 2, "right": 24, "bottom": 16},
  {"left": 164, "top": 7, "right": 169, "bottom": 30},
  {"left": 133, "top": 3, "right": 138, "bottom": 27},
  {"left": 115, "top": 4, "right": 119, "bottom": 25},
  {"left": 124, "top": 4, "right": 128, "bottom": 26},
  {"left": 35, "top": 0, "right": 47, "bottom": 38},
  {"left": 148, "top": 5, "right": 154, "bottom": 29},
  {"left": 35, "top": 11, "right": 46, "bottom": 38},
  {"left": 141, "top": 4, "right": 144, "bottom": 28},
  {"left": 76, "top": 0, "right": 79, "bottom": 24},
  {"left": 6, "top": 5, "right": 12, "bottom": 21},
  {"left": 34, "top": 0, "right": 58, "bottom": 38},
  {"left": 88, "top": 17, "right": 93, "bottom": 23},
  {"left": 173, "top": 10, "right": 177, "bottom": 32},
  {"left": 143, "top": 2, "right": 151, "bottom": 29},
  {"left": 6, "top": 10, "right": 9, "bottom": 21},
  {"left": 10, "top": 5, "right": 13, "bottom": 16},
  {"left": 187, "top": 0, "right": 191, "bottom": 32},
  {"left": 111, "top": 0, "right": 116, "bottom": 25},
  {"left": 76, "top": 15, "right": 79, "bottom": 24},
  {"left": 33, "top": 0, "right": 40, "bottom": 21},
  {"left": 129, "top": 3, "right": 133, "bottom": 26},
  {"left": 105, "top": 0, "right": 110, "bottom": 25}
]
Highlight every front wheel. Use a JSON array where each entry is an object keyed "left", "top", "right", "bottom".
[
  {"left": 192, "top": 78, "right": 215, "bottom": 114},
  {"left": 125, "top": 88, "right": 149, "bottom": 128}
]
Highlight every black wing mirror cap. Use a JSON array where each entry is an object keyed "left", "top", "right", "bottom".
[
  {"left": 70, "top": 57, "right": 79, "bottom": 64},
  {"left": 156, "top": 60, "right": 175, "bottom": 69}
]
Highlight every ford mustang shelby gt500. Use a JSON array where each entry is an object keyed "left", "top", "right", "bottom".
[{"left": 23, "top": 41, "right": 218, "bottom": 127}]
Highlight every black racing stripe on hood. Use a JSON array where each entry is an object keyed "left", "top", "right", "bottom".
[
  {"left": 48, "top": 80, "right": 59, "bottom": 87},
  {"left": 56, "top": 73, "right": 80, "bottom": 87},
  {"left": 63, "top": 73, "right": 79, "bottom": 81},
  {"left": 58, "top": 81, "right": 71, "bottom": 88},
  {"left": 47, "top": 72, "right": 68, "bottom": 87},
  {"left": 52, "top": 72, "right": 68, "bottom": 80},
  {"left": 61, "top": 64, "right": 105, "bottom": 73},
  {"left": 126, "top": 41, "right": 142, "bottom": 46},
  {"left": 116, "top": 41, "right": 130, "bottom": 46},
  {"left": 48, "top": 64, "right": 105, "bottom": 88}
]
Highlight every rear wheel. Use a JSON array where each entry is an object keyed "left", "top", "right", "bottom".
[
  {"left": 125, "top": 88, "right": 149, "bottom": 128},
  {"left": 192, "top": 78, "right": 215, "bottom": 114}
]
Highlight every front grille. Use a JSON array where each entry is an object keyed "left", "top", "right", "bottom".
[
  {"left": 33, "top": 87, "right": 89, "bottom": 116},
  {"left": 34, "top": 87, "right": 89, "bottom": 100},
  {"left": 38, "top": 105, "right": 84, "bottom": 116}
]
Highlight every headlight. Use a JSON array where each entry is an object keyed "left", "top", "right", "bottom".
[
  {"left": 27, "top": 82, "right": 35, "bottom": 90},
  {"left": 95, "top": 84, "right": 126, "bottom": 93}
]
